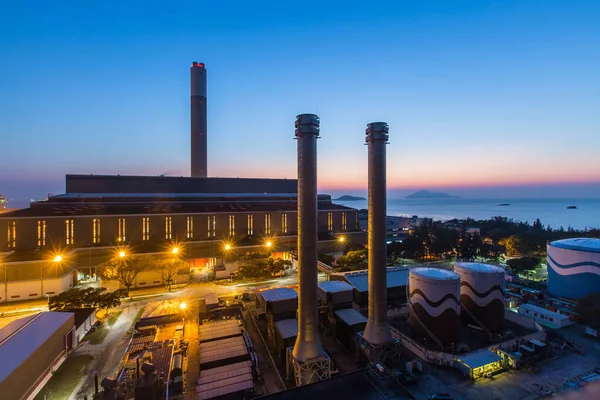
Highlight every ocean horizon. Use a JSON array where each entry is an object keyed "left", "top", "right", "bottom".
[{"left": 334, "top": 198, "right": 600, "bottom": 230}]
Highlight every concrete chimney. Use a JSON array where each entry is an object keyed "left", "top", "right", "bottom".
[
  {"left": 363, "top": 122, "right": 393, "bottom": 345},
  {"left": 190, "top": 61, "right": 207, "bottom": 177},
  {"left": 292, "top": 114, "right": 325, "bottom": 363}
]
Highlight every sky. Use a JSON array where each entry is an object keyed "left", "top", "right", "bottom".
[{"left": 1, "top": 0, "right": 600, "bottom": 205}]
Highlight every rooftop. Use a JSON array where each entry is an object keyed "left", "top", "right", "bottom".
[
  {"left": 260, "top": 288, "right": 298, "bottom": 302},
  {"left": 318, "top": 280, "right": 354, "bottom": 294},
  {"left": 410, "top": 267, "right": 460, "bottom": 280},
  {"left": 344, "top": 267, "right": 409, "bottom": 292},
  {"left": 456, "top": 349, "right": 502, "bottom": 370},
  {"left": 0, "top": 312, "right": 74, "bottom": 382},
  {"left": 334, "top": 308, "right": 368, "bottom": 327},
  {"left": 453, "top": 262, "right": 505, "bottom": 274},
  {"left": 275, "top": 318, "right": 298, "bottom": 339},
  {"left": 549, "top": 238, "right": 600, "bottom": 254}
]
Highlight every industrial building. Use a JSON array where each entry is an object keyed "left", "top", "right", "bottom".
[
  {"left": 518, "top": 303, "right": 576, "bottom": 329},
  {"left": 341, "top": 267, "right": 409, "bottom": 309},
  {"left": 547, "top": 238, "right": 600, "bottom": 300},
  {"left": 0, "top": 312, "right": 75, "bottom": 400}
]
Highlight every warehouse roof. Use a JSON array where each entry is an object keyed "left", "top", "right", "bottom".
[
  {"left": 275, "top": 319, "right": 298, "bottom": 340},
  {"left": 549, "top": 238, "right": 600, "bottom": 254},
  {"left": 344, "top": 267, "right": 409, "bottom": 292},
  {"left": 260, "top": 288, "right": 298, "bottom": 302},
  {"left": 318, "top": 281, "right": 354, "bottom": 293},
  {"left": 334, "top": 308, "right": 368, "bottom": 327},
  {"left": 457, "top": 349, "right": 502, "bottom": 370},
  {"left": 0, "top": 312, "right": 73, "bottom": 382}
]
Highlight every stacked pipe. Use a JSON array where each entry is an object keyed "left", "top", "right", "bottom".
[
  {"left": 363, "top": 122, "right": 393, "bottom": 345},
  {"left": 292, "top": 114, "right": 325, "bottom": 363}
]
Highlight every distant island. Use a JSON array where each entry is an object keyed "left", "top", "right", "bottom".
[
  {"left": 406, "top": 190, "right": 460, "bottom": 199},
  {"left": 335, "top": 195, "right": 366, "bottom": 201}
]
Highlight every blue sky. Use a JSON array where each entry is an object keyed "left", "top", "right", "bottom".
[{"left": 1, "top": 0, "right": 599, "bottom": 205}]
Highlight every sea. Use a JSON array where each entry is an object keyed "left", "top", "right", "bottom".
[{"left": 333, "top": 198, "right": 600, "bottom": 231}]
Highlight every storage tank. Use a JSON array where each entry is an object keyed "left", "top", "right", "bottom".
[
  {"left": 453, "top": 262, "right": 505, "bottom": 333},
  {"left": 547, "top": 238, "right": 600, "bottom": 300},
  {"left": 409, "top": 268, "right": 460, "bottom": 345}
]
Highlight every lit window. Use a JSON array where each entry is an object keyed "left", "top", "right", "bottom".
[
  {"left": 247, "top": 215, "right": 253, "bottom": 236},
  {"left": 142, "top": 217, "right": 150, "bottom": 241},
  {"left": 341, "top": 212, "right": 347, "bottom": 233},
  {"left": 229, "top": 215, "right": 235, "bottom": 237},
  {"left": 265, "top": 214, "right": 271, "bottom": 235},
  {"left": 186, "top": 216, "right": 194, "bottom": 239},
  {"left": 92, "top": 219, "right": 101, "bottom": 244},
  {"left": 208, "top": 215, "right": 216, "bottom": 237},
  {"left": 165, "top": 217, "right": 172, "bottom": 239},
  {"left": 327, "top": 212, "right": 333, "bottom": 231},
  {"left": 117, "top": 218, "right": 126, "bottom": 242},
  {"left": 7, "top": 221, "right": 16, "bottom": 249},
  {"left": 37, "top": 220, "right": 47, "bottom": 247},
  {"left": 65, "top": 219, "right": 74, "bottom": 245},
  {"left": 281, "top": 213, "right": 288, "bottom": 234}
]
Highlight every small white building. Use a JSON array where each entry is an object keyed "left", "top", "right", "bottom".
[{"left": 518, "top": 303, "right": 575, "bottom": 328}]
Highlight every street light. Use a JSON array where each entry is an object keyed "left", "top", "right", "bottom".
[
  {"left": 172, "top": 247, "right": 179, "bottom": 254},
  {"left": 119, "top": 251, "right": 126, "bottom": 258},
  {"left": 265, "top": 240, "right": 272, "bottom": 248},
  {"left": 180, "top": 302, "right": 187, "bottom": 310},
  {"left": 224, "top": 243, "right": 231, "bottom": 251},
  {"left": 53, "top": 255, "right": 62, "bottom": 263}
]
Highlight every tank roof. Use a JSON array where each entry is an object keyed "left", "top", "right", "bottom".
[
  {"left": 454, "top": 262, "right": 505, "bottom": 273},
  {"left": 410, "top": 267, "right": 459, "bottom": 280},
  {"left": 549, "top": 238, "right": 600, "bottom": 254}
]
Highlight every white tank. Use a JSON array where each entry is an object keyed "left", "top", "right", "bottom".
[
  {"left": 453, "top": 262, "right": 505, "bottom": 333},
  {"left": 409, "top": 268, "right": 460, "bottom": 345}
]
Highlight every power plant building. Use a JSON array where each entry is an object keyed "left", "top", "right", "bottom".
[
  {"left": 547, "top": 238, "right": 600, "bottom": 300},
  {"left": 453, "top": 262, "right": 505, "bottom": 333},
  {"left": 342, "top": 267, "right": 409, "bottom": 308},
  {"left": 409, "top": 268, "right": 461, "bottom": 345}
]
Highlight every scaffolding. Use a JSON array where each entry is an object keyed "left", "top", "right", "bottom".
[
  {"left": 356, "top": 332, "right": 401, "bottom": 367},
  {"left": 286, "top": 347, "right": 332, "bottom": 386}
]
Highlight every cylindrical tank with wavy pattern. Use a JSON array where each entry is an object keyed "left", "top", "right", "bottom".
[
  {"left": 409, "top": 268, "right": 461, "bottom": 345},
  {"left": 453, "top": 262, "right": 505, "bottom": 333},
  {"left": 547, "top": 238, "right": 600, "bottom": 300}
]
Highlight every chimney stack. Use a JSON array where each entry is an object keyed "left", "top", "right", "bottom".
[
  {"left": 190, "top": 61, "right": 207, "bottom": 177},
  {"left": 363, "top": 122, "right": 393, "bottom": 345},
  {"left": 292, "top": 114, "right": 325, "bottom": 364}
]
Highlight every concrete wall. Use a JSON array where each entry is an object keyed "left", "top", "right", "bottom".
[
  {"left": 75, "top": 313, "right": 98, "bottom": 344},
  {"left": 1, "top": 273, "right": 73, "bottom": 303}
]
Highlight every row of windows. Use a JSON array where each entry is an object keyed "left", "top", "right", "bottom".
[
  {"left": 5, "top": 213, "right": 307, "bottom": 248},
  {"left": 328, "top": 212, "right": 347, "bottom": 232}
]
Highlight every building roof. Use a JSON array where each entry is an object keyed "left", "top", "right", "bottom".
[
  {"left": 410, "top": 267, "right": 460, "bottom": 280},
  {"left": 275, "top": 318, "right": 298, "bottom": 340},
  {"left": 519, "top": 303, "right": 570, "bottom": 320},
  {"left": 457, "top": 349, "right": 502, "bottom": 370},
  {"left": 0, "top": 312, "right": 73, "bottom": 382},
  {"left": 70, "top": 308, "right": 96, "bottom": 328},
  {"left": 344, "top": 267, "right": 409, "bottom": 292},
  {"left": 260, "top": 288, "right": 298, "bottom": 302},
  {"left": 334, "top": 308, "right": 368, "bottom": 327},
  {"left": 549, "top": 238, "right": 600, "bottom": 254},
  {"left": 199, "top": 336, "right": 248, "bottom": 366},
  {"left": 454, "top": 262, "right": 505, "bottom": 274},
  {"left": 318, "top": 280, "right": 354, "bottom": 294}
]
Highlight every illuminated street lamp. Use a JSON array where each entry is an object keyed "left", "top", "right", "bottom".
[
  {"left": 53, "top": 255, "right": 63, "bottom": 263},
  {"left": 119, "top": 251, "right": 126, "bottom": 258},
  {"left": 265, "top": 240, "right": 272, "bottom": 248},
  {"left": 172, "top": 246, "right": 179, "bottom": 254},
  {"left": 338, "top": 236, "right": 345, "bottom": 243},
  {"left": 180, "top": 302, "right": 187, "bottom": 310},
  {"left": 224, "top": 243, "right": 232, "bottom": 251},
  {"left": 43, "top": 253, "right": 63, "bottom": 304}
]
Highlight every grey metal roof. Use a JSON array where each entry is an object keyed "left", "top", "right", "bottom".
[
  {"left": 0, "top": 312, "right": 74, "bottom": 382},
  {"left": 318, "top": 280, "right": 354, "bottom": 293},
  {"left": 344, "top": 267, "right": 409, "bottom": 292},
  {"left": 275, "top": 318, "right": 298, "bottom": 339},
  {"left": 260, "top": 288, "right": 298, "bottom": 302},
  {"left": 334, "top": 308, "right": 368, "bottom": 327},
  {"left": 457, "top": 349, "right": 502, "bottom": 369}
]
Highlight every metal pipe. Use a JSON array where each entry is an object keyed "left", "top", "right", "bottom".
[
  {"left": 94, "top": 372, "right": 99, "bottom": 394},
  {"left": 292, "top": 114, "right": 325, "bottom": 362},
  {"left": 190, "top": 61, "right": 207, "bottom": 177},
  {"left": 363, "top": 122, "right": 393, "bottom": 345}
]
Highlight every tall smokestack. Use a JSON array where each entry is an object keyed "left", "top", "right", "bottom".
[
  {"left": 292, "top": 114, "right": 325, "bottom": 364},
  {"left": 191, "top": 61, "right": 207, "bottom": 177},
  {"left": 363, "top": 122, "right": 393, "bottom": 345}
]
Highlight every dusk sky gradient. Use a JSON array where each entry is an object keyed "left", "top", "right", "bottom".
[{"left": 1, "top": 0, "right": 599, "bottom": 205}]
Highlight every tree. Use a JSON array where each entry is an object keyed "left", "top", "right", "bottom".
[
  {"left": 336, "top": 249, "right": 367, "bottom": 272},
  {"left": 575, "top": 292, "right": 600, "bottom": 324},
  {"left": 267, "top": 258, "right": 292, "bottom": 276},
  {"left": 99, "top": 257, "right": 146, "bottom": 296},
  {"left": 236, "top": 257, "right": 291, "bottom": 280},
  {"left": 97, "top": 289, "right": 127, "bottom": 312},
  {"left": 506, "top": 256, "right": 540, "bottom": 276},
  {"left": 139, "top": 254, "right": 189, "bottom": 292},
  {"left": 49, "top": 287, "right": 126, "bottom": 312},
  {"left": 318, "top": 253, "right": 335, "bottom": 266},
  {"left": 500, "top": 235, "right": 522, "bottom": 256}
]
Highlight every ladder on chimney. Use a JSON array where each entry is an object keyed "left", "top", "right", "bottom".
[{"left": 406, "top": 279, "right": 443, "bottom": 348}]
